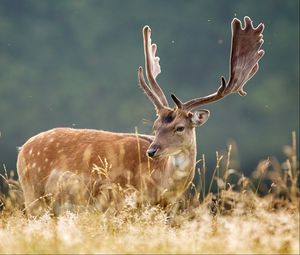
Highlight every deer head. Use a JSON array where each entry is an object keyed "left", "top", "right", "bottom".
[{"left": 138, "top": 17, "right": 265, "bottom": 158}]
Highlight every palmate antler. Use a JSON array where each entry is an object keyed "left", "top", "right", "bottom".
[
  {"left": 172, "top": 16, "right": 265, "bottom": 111},
  {"left": 138, "top": 16, "right": 265, "bottom": 112}
]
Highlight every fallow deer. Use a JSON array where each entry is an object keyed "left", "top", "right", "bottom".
[{"left": 17, "top": 17, "right": 264, "bottom": 215}]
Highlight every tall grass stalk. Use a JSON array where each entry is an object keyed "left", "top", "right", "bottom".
[{"left": 207, "top": 151, "right": 223, "bottom": 195}]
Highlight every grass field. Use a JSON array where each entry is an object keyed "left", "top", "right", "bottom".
[{"left": 0, "top": 132, "right": 299, "bottom": 254}]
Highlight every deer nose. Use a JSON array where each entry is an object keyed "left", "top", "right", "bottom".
[{"left": 147, "top": 146, "right": 159, "bottom": 158}]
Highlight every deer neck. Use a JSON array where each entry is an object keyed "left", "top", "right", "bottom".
[
  {"left": 165, "top": 130, "right": 197, "bottom": 194},
  {"left": 168, "top": 146, "right": 196, "bottom": 177}
]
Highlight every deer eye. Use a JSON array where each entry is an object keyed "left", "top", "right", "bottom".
[{"left": 175, "top": 126, "right": 185, "bottom": 133}]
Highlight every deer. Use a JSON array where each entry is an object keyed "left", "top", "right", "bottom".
[{"left": 17, "top": 16, "right": 264, "bottom": 215}]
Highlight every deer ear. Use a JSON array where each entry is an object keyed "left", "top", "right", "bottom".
[{"left": 189, "top": 110, "right": 210, "bottom": 127}]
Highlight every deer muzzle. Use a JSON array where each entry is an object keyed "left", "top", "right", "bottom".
[{"left": 146, "top": 144, "right": 160, "bottom": 158}]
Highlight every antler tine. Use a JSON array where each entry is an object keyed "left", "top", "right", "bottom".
[
  {"left": 177, "top": 16, "right": 265, "bottom": 111},
  {"left": 143, "top": 26, "right": 169, "bottom": 107},
  {"left": 138, "top": 66, "right": 164, "bottom": 111},
  {"left": 171, "top": 94, "right": 184, "bottom": 109}
]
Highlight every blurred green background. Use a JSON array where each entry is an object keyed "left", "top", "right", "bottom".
[{"left": 0, "top": 0, "right": 299, "bottom": 180}]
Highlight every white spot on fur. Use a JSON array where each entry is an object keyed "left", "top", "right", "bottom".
[
  {"left": 45, "top": 158, "right": 49, "bottom": 163},
  {"left": 83, "top": 145, "right": 93, "bottom": 164},
  {"left": 23, "top": 166, "right": 28, "bottom": 175}
]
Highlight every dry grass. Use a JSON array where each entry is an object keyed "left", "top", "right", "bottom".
[{"left": 0, "top": 132, "right": 299, "bottom": 254}]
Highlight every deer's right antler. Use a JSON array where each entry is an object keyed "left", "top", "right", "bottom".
[
  {"left": 171, "top": 16, "right": 265, "bottom": 111},
  {"left": 138, "top": 26, "right": 169, "bottom": 111}
]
